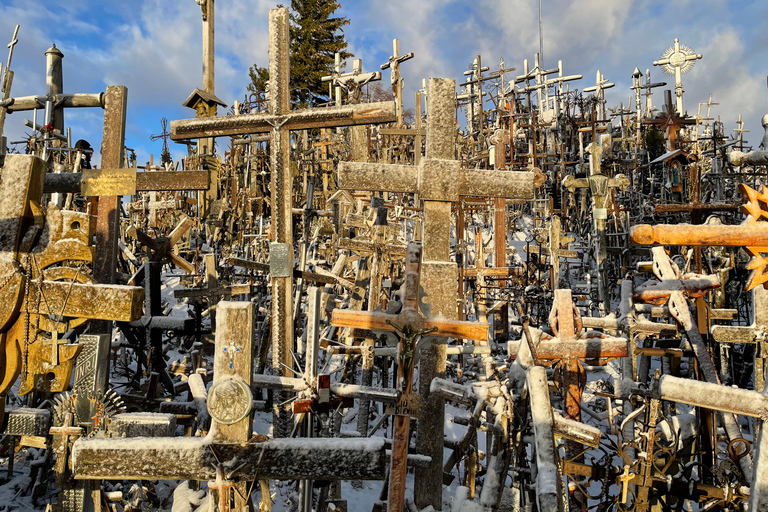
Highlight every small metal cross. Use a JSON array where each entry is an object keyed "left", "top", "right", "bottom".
[
  {"left": 49, "top": 329, "right": 66, "bottom": 366},
  {"left": 619, "top": 464, "right": 635, "bottom": 504},
  {"left": 222, "top": 340, "right": 241, "bottom": 371}
]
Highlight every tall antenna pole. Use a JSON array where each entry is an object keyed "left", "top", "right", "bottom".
[{"left": 539, "top": 0, "right": 544, "bottom": 68}]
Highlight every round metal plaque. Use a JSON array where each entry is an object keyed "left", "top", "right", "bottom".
[{"left": 207, "top": 376, "right": 253, "bottom": 425}]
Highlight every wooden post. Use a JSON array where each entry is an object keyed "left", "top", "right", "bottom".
[
  {"left": 416, "top": 78, "right": 458, "bottom": 510},
  {"left": 93, "top": 85, "right": 127, "bottom": 328},
  {"left": 209, "top": 301, "right": 254, "bottom": 512}
]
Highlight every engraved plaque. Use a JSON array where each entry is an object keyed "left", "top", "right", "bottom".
[
  {"left": 81, "top": 167, "right": 137, "bottom": 196},
  {"left": 269, "top": 243, "right": 292, "bottom": 278},
  {"left": 207, "top": 376, "right": 253, "bottom": 425}
]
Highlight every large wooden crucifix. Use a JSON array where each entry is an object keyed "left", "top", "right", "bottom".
[
  {"left": 331, "top": 243, "right": 490, "bottom": 512},
  {"left": 170, "top": 7, "right": 397, "bottom": 436},
  {"left": 338, "top": 77, "right": 540, "bottom": 508},
  {"left": 72, "top": 301, "right": 388, "bottom": 512},
  {"left": 380, "top": 38, "right": 414, "bottom": 127}
]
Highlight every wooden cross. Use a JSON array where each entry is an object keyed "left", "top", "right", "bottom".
[
  {"left": 380, "top": 39, "right": 414, "bottom": 127},
  {"left": 73, "top": 301, "right": 388, "bottom": 511},
  {"left": 535, "top": 289, "right": 627, "bottom": 425},
  {"left": 543, "top": 59, "right": 582, "bottom": 115},
  {"left": 514, "top": 53, "right": 558, "bottom": 118},
  {"left": 127, "top": 214, "right": 196, "bottom": 278},
  {"left": 711, "top": 286, "right": 768, "bottom": 391},
  {"left": 0, "top": 24, "right": 20, "bottom": 144},
  {"left": 0, "top": 155, "right": 144, "bottom": 399},
  {"left": 338, "top": 77, "right": 539, "bottom": 508},
  {"left": 171, "top": 9, "right": 397, "bottom": 437},
  {"left": 655, "top": 372, "right": 768, "bottom": 510},
  {"left": 643, "top": 89, "right": 696, "bottom": 151},
  {"left": 338, "top": 210, "right": 406, "bottom": 311},
  {"left": 331, "top": 243, "right": 490, "bottom": 512},
  {"left": 734, "top": 113, "right": 749, "bottom": 151},
  {"left": 524, "top": 214, "right": 578, "bottom": 288},
  {"left": 1, "top": 42, "right": 104, "bottom": 143},
  {"left": 630, "top": 183, "right": 768, "bottom": 291}
]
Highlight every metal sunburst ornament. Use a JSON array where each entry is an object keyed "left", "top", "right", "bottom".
[{"left": 653, "top": 38, "right": 703, "bottom": 114}]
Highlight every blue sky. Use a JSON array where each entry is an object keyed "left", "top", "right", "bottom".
[{"left": 1, "top": 0, "right": 766, "bottom": 165}]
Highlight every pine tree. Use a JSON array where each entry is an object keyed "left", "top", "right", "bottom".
[{"left": 246, "top": 1, "right": 353, "bottom": 108}]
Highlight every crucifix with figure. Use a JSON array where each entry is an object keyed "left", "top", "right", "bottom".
[
  {"left": 170, "top": 7, "right": 397, "bottom": 437},
  {"left": 338, "top": 77, "right": 541, "bottom": 508},
  {"left": 331, "top": 243, "right": 490, "bottom": 512}
]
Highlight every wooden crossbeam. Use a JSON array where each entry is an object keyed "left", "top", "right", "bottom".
[{"left": 71, "top": 436, "right": 387, "bottom": 481}]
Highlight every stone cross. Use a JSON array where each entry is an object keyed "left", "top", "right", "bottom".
[
  {"left": 170, "top": 7, "right": 397, "bottom": 436},
  {"left": 379, "top": 91, "right": 425, "bottom": 164},
  {"left": 331, "top": 243, "right": 490, "bottom": 512},
  {"left": 653, "top": 38, "right": 702, "bottom": 114},
  {"left": 380, "top": 39, "right": 414, "bottom": 127},
  {"left": 338, "top": 77, "right": 539, "bottom": 509}
]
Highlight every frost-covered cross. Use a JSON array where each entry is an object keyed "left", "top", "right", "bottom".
[
  {"left": 72, "top": 301, "right": 389, "bottom": 511},
  {"left": 583, "top": 69, "right": 615, "bottom": 120},
  {"left": 332, "top": 243, "right": 490, "bottom": 512},
  {"left": 380, "top": 39, "right": 414, "bottom": 127},
  {"left": 339, "top": 77, "right": 540, "bottom": 508},
  {"left": 627, "top": 246, "right": 754, "bottom": 479},
  {"left": 171, "top": 7, "right": 396, "bottom": 436}
]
